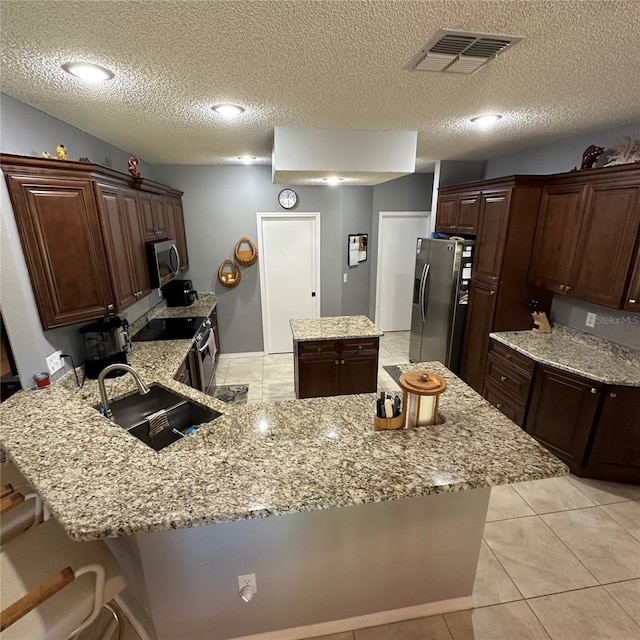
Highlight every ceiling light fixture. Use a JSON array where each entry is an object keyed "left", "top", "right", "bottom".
[
  {"left": 237, "top": 156, "right": 257, "bottom": 164},
  {"left": 62, "top": 62, "right": 114, "bottom": 83},
  {"left": 212, "top": 104, "right": 245, "bottom": 119},
  {"left": 470, "top": 114, "right": 502, "bottom": 128},
  {"left": 323, "top": 177, "right": 344, "bottom": 186}
]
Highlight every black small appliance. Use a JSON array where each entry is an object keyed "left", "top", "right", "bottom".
[
  {"left": 79, "top": 316, "right": 131, "bottom": 379},
  {"left": 162, "top": 279, "right": 198, "bottom": 307}
]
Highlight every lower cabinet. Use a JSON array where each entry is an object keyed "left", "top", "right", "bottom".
[
  {"left": 295, "top": 338, "right": 379, "bottom": 399},
  {"left": 174, "top": 344, "right": 202, "bottom": 391}
]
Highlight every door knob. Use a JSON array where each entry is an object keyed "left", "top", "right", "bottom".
[{"left": 590, "top": 388, "right": 598, "bottom": 394}]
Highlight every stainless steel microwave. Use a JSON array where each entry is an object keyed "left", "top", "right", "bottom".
[{"left": 146, "top": 239, "right": 181, "bottom": 288}]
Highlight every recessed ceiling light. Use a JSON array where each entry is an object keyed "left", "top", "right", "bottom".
[
  {"left": 237, "top": 156, "right": 257, "bottom": 164},
  {"left": 323, "top": 177, "right": 344, "bottom": 186},
  {"left": 62, "top": 62, "right": 114, "bottom": 83},
  {"left": 470, "top": 114, "right": 502, "bottom": 128},
  {"left": 212, "top": 104, "right": 245, "bottom": 119}
]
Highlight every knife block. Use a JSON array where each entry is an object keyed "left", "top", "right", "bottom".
[
  {"left": 531, "top": 312, "right": 552, "bottom": 333},
  {"left": 373, "top": 414, "right": 404, "bottom": 431}
]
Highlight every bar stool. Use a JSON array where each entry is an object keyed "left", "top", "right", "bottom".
[
  {"left": 0, "top": 517, "right": 126, "bottom": 639},
  {"left": 1, "top": 458, "right": 43, "bottom": 546}
]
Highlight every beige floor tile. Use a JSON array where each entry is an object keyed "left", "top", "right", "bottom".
[
  {"left": 605, "top": 579, "right": 640, "bottom": 626},
  {"left": 354, "top": 615, "right": 452, "bottom": 640},
  {"left": 566, "top": 475, "right": 640, "bottom": 505},
  {"left": 263, "top": 362, "right": 294, "bottom": 380},
  {"left": 511, "top": 477, "right": 595, "bottom": 514},
  {"left": 246, "top": 383, "right": 263, "bottom": 403},
  {"left": 226, "top": 356, "right": 265, "bottom": 368},
  {"left": 473, "top": 540, "right": 523, "bottom": 607},
  {"left": 486, "top": 485, "right": 536, "bottom": 522},
  {"left": 378, "top": 350, "right": 400, "bottom": 365},
  {"left": 263, "top": 353, "right": 293, "bottom": 365},
  {"left": 541, "top": 507, "right": 640, "bottom": 584},
  {"left": 444, "top": 601, "right": 550, "bottom": 640},
  {"left": 307, "top": 633, "right": 354, "bottom": 640},
  {"left": 528, "top": 586, "right": 640, "bottom": 640},
  {"left": 223, "top": 365, "right": 264, "bottom": 384},
  {"left": 386, "top": 351, "right": 410, "bottom": 363},
  {"left": 602, "top": 501, "right": 640, "bottom": 541},
  {"left": 262, "top": 380, "right": 296, "bottom": 400},
  {"left": 483, "top": 516, "right": 598, "bottom": 598}
]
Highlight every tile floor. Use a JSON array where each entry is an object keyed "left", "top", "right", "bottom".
[{"left": 115, "top": 332, "right": 640, "bottom": 639}]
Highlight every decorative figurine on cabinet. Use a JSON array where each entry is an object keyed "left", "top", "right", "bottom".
[
  {"left": 579, "top": 144, "right": 604, "bottom": 170},
  {"left": 56, "top": 145, "right": 67, "bottom": 160},
  {"left": 128, "top": 156, "right": 141, "bottom": 178}
]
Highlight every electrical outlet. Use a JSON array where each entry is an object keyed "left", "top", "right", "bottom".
[
  {"left": 343, "top": 273, "right": 348, "bottom": 283},
  {"left": 45, "top": 350, "right": 64, "bottom": 375},
  {"left": 238, "top": 573, "right": 257, "bottom": 602},
  {"left": 585, "top": 312, "right": 597, "bottom": 328}
]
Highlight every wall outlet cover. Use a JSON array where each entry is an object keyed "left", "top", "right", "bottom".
[
  {"left": 46, "top": 350, "right": 64, "bottom": 374},
  {"left": 343, "top": 273, "right": 348, "bottom": 283},
  {"left": 585, "top": 312, "right": 597, "bottom": 328}
]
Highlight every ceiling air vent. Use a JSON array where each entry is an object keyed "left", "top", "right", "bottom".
[{"left": 406, "top": 29, "right": 522, "bottom": 75}]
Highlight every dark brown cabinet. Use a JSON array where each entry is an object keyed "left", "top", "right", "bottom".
[
  {"left": 449, "top": 176, "right": 551, "bottom": 393},
  {"left": 435, "top": 190, "right": 480, "bottom": 234},
  {"left": 140, "top": 192, "right": 169, "bottom": 240},
  {"left": 525, "top": 366, "right": 602, "bottom": 467},
  {"left": 174, "top": 344, "right": 202, "bottom": 391},
  {"left": 625, "top": 246, "right": 640, "bottom": 312},
  {"left": 585, "top": 386, "right": 640, "bottom": 482},
  {"left": 2, "top": 173, "right": 115, "bottom": 329},
  {"left": 165, "top": 196, "right": 189, "bottom": 272},
  {"left": 1, "top": 154, "right": 188, "bottom": 330},
  {"left": 529, "top": 165, "right": 640, "bottom": 309},
  {"left": 295, "top": 337, "right": 379, "bottom": 399}
]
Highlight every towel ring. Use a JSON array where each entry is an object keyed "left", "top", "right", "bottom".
[
  {"left": 218, "top": 260, "right": 241, "bottom": 288},
  {"left": 234, "top": 237, "right": 258, "bottom": 267}
]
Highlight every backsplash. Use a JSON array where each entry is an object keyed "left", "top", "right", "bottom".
[{"left": 550, "top": 295, "right": 639, "bottom": 351}]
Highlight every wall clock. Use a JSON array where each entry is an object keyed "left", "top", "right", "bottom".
[{"left": 278, "top": 188, "right": 297, "bottom": 209}]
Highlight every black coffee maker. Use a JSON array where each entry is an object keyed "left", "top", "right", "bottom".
[
  {"left": 162, "top": 279, "right": 198, "bottom": 307},
  {"left": 79, "top": 316, "right": 131, "bottom": 378}
]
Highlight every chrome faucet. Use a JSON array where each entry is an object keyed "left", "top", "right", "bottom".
[{"left": 98, "top": 364, "right": 150, "bottom": 418}]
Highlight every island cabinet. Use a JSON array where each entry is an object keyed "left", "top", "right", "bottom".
[
  {"left": 528, "top": 164, "right": 640, "bottom": 309},
  {"left": 294, "top": 337, "right": 379, "bottom": 398},
  {"left": 449, "top": 176, "right": 552, "bottom": 393},
  {"left": 0, "top": 154, "right": 188, "bottom": 329},
  {"left": 435, "top": 190, "right": 480, "bottom": 234}
]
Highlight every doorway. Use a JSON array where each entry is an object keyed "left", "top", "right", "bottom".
[
  {"left": 375, "top": 211, "right": 430, "bottom": 332},
  {"left": 257, "top": 212, "right": 321, "bottom": 354}
]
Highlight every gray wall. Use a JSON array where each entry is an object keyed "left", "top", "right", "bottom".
[
  {"left": 369, "top": 173, "right": 434, "bottom": 319},
  {"left": 0, "top": 93, "right": 160, "bottom": 388},
  {"left": 484, "top": 121, "right": 640, "bottom": 350}
]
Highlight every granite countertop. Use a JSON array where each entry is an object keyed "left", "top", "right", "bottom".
[
  {"left": 490, "top": 324, "right": 640, "bottom": 386},
  {"left": 0, "top": 329, "right": 567, "bottom": 541},
  {"left": 290, "top": 315, "right": 383, "bottom": 342}
]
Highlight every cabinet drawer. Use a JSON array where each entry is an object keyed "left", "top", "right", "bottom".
[
  {"left": 486, "top": 354, "right": 533, "bottom": 403},
  {"left": 340, "top": 337, "right": 379, "bottom": 354},
  {"left": 485, "top": 386, "right": 526, "bottom": 427},
  {"left": 298, "top": 340, "right": 339, "bottom": 357},
  {"left": 489, "top": 341, "right": 535, "bottom": 377}
]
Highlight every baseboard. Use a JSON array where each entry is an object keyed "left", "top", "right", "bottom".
[
  {"left": 113, "top": 595, "right": 153, "bottom": 640},
  {"left": 218, "top": 351, "right": 265, "bottom": 360},
  {"left": 231, "top": 596, "right": 472, "bottom": 640}
]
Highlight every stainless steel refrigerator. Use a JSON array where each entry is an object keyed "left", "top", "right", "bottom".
[{"left": 409, "top": 238, "right": 474, "bottom": 372}]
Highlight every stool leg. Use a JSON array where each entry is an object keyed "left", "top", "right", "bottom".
[{"left": 103, "top": 603, "right": 122, "bottom": 640}]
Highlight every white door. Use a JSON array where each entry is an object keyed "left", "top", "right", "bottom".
[
  {"left": 257, "top": 213, "right": 321, "bottom": 353},
  {"left": 375, "top": 211, "right": 430, "bottom": 332}
]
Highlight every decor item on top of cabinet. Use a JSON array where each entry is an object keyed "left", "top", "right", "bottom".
[
  {"left": 218, "top": 259, "right": 241, "bottom": 288},
  {"left": 128, "top": 156, "right": 141, "bottom": 178},
  {"left": 41, "top": 145, "right": 67, "bottom": 160},
  {"left": 575, "top": 144, "right": 604, "bottom": 170},
  {"left": 234, "top": 237, "right": 258, "bottom": 267},
  {"left": 603, "top": 136, "right": 640, "bottom": 166}
]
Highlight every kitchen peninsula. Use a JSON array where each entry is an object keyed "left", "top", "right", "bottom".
[{"left": 0, "top": 308, "right": 567, "bottom": 639}]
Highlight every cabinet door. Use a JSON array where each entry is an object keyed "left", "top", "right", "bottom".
[
  {"left": 456, "top": 191, "right": 480, "bottom": 233},
  {"left": 338, "top": 353, "right": 378, "bottom": 395},
  {"left": 152, "top": 195, "right": 168, "bottom": 239},
  {"left": 435, "top": 195, "right": 457, "bottom": 232},
  {"left": 5, "top": 176, "right": 114, "bottom": 329},
  {"left": 96, "top": 184, "right": 138, "bottom": 311},
  {"left": 297, "top": 357, "right": 339, "bottom": 398},
  {"left": 165, "top": 196, "right": 189, "bottom": 271},
  {"left": 529, "top": 184, "right": 585, "bottom": 294},
  {"left": 585, "top": 386, "right": 640, "bottom": 481},
  {"left": 568, "top": 182, "right": 640, "bottom": 307},
  {"left": 459, "top": 281, "right": 498, "bottom": 393},
  {"left": 121, "top": 189, "right": 151, "bottom": 300},
  {"left": 138, "top": 192, "right": 156, "bottom": 240},
  {"left": 473, "top": 189, "right": 510, "bottom": 284},
  {"left": 624, "top": 246, "right": 640, "bottom": 312},
  {"left": 525, "top": 366, "right": 601, "bottom": 467}
]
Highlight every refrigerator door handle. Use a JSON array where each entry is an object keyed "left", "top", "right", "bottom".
[{"left": 420, "top": 263, "right": 430, "bottom": 323}]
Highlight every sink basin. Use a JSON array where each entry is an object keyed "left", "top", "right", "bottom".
[{"left": 102, "top": 384, "right": 221, "bottom": 451}]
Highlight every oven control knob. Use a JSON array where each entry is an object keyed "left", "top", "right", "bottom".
[{"left": 195, "top": 333, "right": 203, "bottom": 343}]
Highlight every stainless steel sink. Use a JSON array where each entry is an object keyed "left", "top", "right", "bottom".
[{"left": 102, "top": 384, "right": 221, "bottom": 451}]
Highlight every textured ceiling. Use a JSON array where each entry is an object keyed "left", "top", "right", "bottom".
[{"left": 1, "top": 0, "right": 639, "bottom": 181}]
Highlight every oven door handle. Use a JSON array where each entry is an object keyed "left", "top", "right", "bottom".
[{"left": 198, "top": 329, "right": 212, "bottom": 353}]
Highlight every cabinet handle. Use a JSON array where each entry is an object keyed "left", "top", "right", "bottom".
[
  {"left": 317, "top": 347, "right": 322, "bottom": 352},
  {"left": 496, "top": 403, "right": 504, "bottom": 409},
  {"left": 334, "top": 359, "right": 339, "bottom": 365},
  {"left": 564, "top": 285, "right": 572, "bottom": 292},
  {"left": 490, "top": 276, "right": 498, "bottom": 280},
  {"left": 559, "top": 284, "right": 566, "bottom": 291},
  {"left": 590, "top": 388, "right": 598, "bottom": 394},
  {"left": 490, "top": 290, "right": 496, "bottom": 295},
  {"left": 341, "top": 359, "right": 345, "bottom": 365},
  {"left": 505, "top": 354, "right": 512, "bottom": 359},
  {"left": 500, "top": 375, "right": 507, "bottom": 382},
  {"left": 609, "top": 392, "right": 617, "bottom": 398},
  {"left": 358, "top": 345, "right": 363, "bottom": 350},
  {"left": 630, "top": 299, "right": 637, "bottom": 304},
  {"left": 107, "top": 304, "right": 114, "bottom": 311}
]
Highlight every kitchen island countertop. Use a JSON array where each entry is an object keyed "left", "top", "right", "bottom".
[
  {"left": 490, "top": 324, "right": 640, "bottom": 386},
  {"left": 290, "top": 315, "right": 383, "bottom": 342}
]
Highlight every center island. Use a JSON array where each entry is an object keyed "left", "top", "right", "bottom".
[{"left": 0, "top": 307, "right": 567, "bottom": 639}]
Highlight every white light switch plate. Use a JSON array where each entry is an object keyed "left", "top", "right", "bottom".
[{"left": 343, "top": 273, "right": 348, "bottom": 283}]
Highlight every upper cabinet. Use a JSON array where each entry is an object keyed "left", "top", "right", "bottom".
[
  {"left": 435, "top": 190, "right": 480, "bottom": 234},
  {"left": 529, "top": 165, "right": 640, "bottom": 309},
  {"left": 1, "top": 154, "right": 188, "bottom": 330}
]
